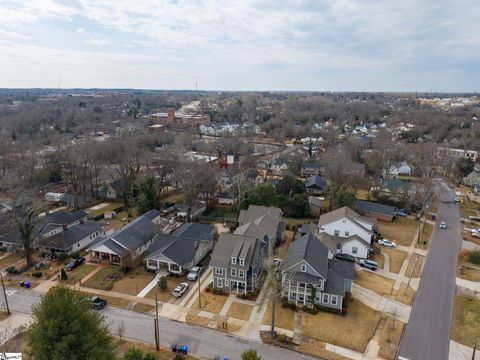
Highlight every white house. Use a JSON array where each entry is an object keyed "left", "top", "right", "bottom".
[
  {"left": 317, "top": 206, "right": 375, "bottom": 258},
  {"left": 271, "top": 158, "right": 289, "bottom": 175},
  {"left": 384, "top": 162, "right": 412, "bottom": 178}
]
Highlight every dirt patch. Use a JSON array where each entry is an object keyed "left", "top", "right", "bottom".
[
  {"left": 355, "top": 271, "right": 395, "bottom": 296},
  {"left": 192, "top": 291, "right": 228, "bottom": 314},
  {"left": 226, "top": 302, "right": 254, "bottom": 321},
  {"left": 262, "top": 300, "right": 295, "bottom": 331},
  {"left": 382, "top": 248, "right": 407, "bottom": 274}
]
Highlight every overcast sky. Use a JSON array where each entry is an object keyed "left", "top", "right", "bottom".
[{"left": 0, "top": 0, "right": 479, "bottom": 92}]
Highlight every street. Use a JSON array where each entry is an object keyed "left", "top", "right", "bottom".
[
  {"left": 398, "top": 183, "right": 462, "bottom": 360},
  {"left": 4, "top": 288, "right": 318, "bottom": 360}
]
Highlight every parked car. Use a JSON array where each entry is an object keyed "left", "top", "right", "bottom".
[
  {"left": 395, "top": 210, "right": 408, "bottom": 217},
  {"left": 359, "top": 259, "right": 378, "bottom": 271},
  {"left": 91, "top": 296, "right": 107, "bottom": 310},
  {"left": 172, "top": 283, "right": 189, "bottom": 298},
  {"left": 334, "top": 253, "right": 355, "bottom": 262},
  {"left": 439, "top": 221, "right": 447, "bottom": 229},
  {"left": 378, "top": 239, "right": 396, "bottom": 248},
  {"left": 471, "top": 229, "right": 480, "bottom": 238},
  {"left": 399, "top": 208, "right": 411, "bottom": 215},
  {"left": 64, "top": 257, "right": 86, "bottom": 271},
  {"left": 187, "top": 266, "right": 203, "bottom": 281},
  {"left": 454, "top": 196, "right": 461, "bottom": 203}
]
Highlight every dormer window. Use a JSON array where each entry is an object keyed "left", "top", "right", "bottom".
[
  {"left": 334, "top": 230, "right": 340, "bottom": 236},
  {"left": 301, "top": 264, "right": 307, "bottom": 272},
  {"left": 239, "top": 258, "right": 244, "bottom": 266},
  {"left": 231, "top": 257, "right": 236, "bottom": 265}
]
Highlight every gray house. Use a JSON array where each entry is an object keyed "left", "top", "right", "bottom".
[
  {"left": 238, "top": 205, "right": 285, "bottom": 247},
  {"left": 144, "top": 223, "right": 215, "bottom": 275},
  {"left": 281, "top": 232, "right": 355, "bottom": 310}
]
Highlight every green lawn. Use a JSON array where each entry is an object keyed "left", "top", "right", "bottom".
[
  {"left": 82, "top": 267, "right": 122, "bottom": 291},
  {"left": 63, "top": 264, "right": 97, "bottom": 284}
]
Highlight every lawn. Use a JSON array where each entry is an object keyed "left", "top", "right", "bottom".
[
  {"left": 391, "top": 283, "right": 415, "bottom": 305},
  {"left": 298, "top": 340, "right": 351, "bottom": 360},
  {"left": 377, "top": 316, "right": 405, "bottom": 360},
  {"left": 63, "top": 264, "right": 97, "bottom": 284},
  {"left": 459, "top": 200, "right": 479, "bottom": 219},
  {"left": 404, "top": 255, "right": 424, "bottom": 278},
  {"left": 381, "top": 248, "right": 407, "bottom": 274},
  {"left": 301, "top": 298, "right": 381, "bottom": 353},
  {"left": 145, "top": 274, "right": 188, "bottom": 303},
  {"left": 282, "top": 217, "right": 317, "bottom": 229},
  {"left": 112, "top": 267, "right": 155, "bottom": 296},
  {"left": 464, "top": 231, "right": 480, "bottom": 246},
  {"left": 262, "top": 300, "right": 295, "bottom": 331},
  {"left": 370, "top": 248, "right": 385, "bottom": 270},
  {"left": 0, "top": 253, "right": 24, "bottom": 270},
  {"left": 355, "top": 188, "right": 370, "bottom": 200},
  {"left": 416, "top": 223, "right": 433, "bottom": 249},
  {"left": 192, "top": 291, "right": 229, "bottom": 314},
  {"left": 451, "top": 295, "right": 480, "bottom": 346},
  {"left": 274, "top": 230, "right": 294, "bottom": 260},
  {"left": 377, "top": 217, "right": 419, "bottom": 246},
  {"left": 226, "top": 302, "right": 254, "bottom": 321},
  {"left": 185, "top": 312, "right": 211, "bottom": 327},
  {"left": 87, "top": 202, "right": 124, "bottom": 219},
  {"left": 355, "top": 271, "right": 395, "bottom": 296},
  {"left": 457, "top": 250, "right": 480, "bottom": 282},
  {"left": 82, "top": 267, "right": 122, "bottom": 291}
]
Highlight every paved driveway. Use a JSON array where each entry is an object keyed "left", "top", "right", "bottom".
[{"left": 398, "top": 183, "right": 462, "bottom": 360}]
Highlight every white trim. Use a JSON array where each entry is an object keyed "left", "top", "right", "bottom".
[
  {"left": 331, "top": 295, "right": 338, "bottom": 305},
  {"left": 231, "top": 268, "right": 237, "bottom": 277},
  {"left": 281, "top": 260, "right": 325, "bottom": 280},
  {"left": 238, "top": 269, "right": 245, "bottom": 278},
  {"left": 217, "top": 278, "right": 223, "bottom": 288}
]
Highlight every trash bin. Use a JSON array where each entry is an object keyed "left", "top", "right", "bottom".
[
  {"left": 182, "top": 345, "right": 188, "bottom": 355},
  {"left": 431, "top": 214, "right": 436, "bottom": 220},
  {"left": 25, "top": 281, "right": 31, "bottom": 289}
]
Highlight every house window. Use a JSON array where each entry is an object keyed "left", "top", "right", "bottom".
[
  {"left": 231, "top": 268, "right": 237, "bottom": 277},
  {"left": 301, "top": 264, "right": 307, "bottom": 272},
  {"left": 323, "top": 294, "right": 329, "bottom": 303},
  {"left": 217, "top": 278, "right": 223, "bottom": 288},
  {"left": 334, "top": 230, "right": 340, "bottom": 236},
  {"left": 239, "top": 269, "right": 245, "bottom": 278},
  {"left": 225, "top": 280, "right": 230, "bottom": 287},
  {"left": 215, "top": 268, "right": 224, "bottom": 275},
  {"left": 352, "top": 247, "right": 358, "bottom": 255},
  {"left": 231, "top": 257, "right": 236, "bottom": 265},
  {"left": 239, "top": 258, "right": 244, "bottom": 266},
  {"left": 336, "top": 243, "right": 342, "bottom": 250},
  {"left": 345, "top": 231, "right": 349, "bottom": 236},
  {"left": 331, "top": 295, "right": 338, "bottom": 306}
]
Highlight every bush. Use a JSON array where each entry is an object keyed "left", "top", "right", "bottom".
[
  {"left": 281, "top": 301, "right": 290, "bottom": 309},
  {"left": 32, "top": 271, "right": 43, "bottom": 278},
  {"left": 123, "top": 347, "right": 144, "bottom": 360},
  {"left": 169, "top": 272, "right": 180, "bottom": 278},
  {"left": 60, "top": 269, "right": 68, "bottom": 281},
  {"left": 158, "top": 276, "right": 167, "bottom": 290},
  {"left": 143, "top": 353, "right": 159, "bottom": 360},
  {"left": 6, "top": 266, "right": 17, "bottom": 274},
  {"left": 57, "top": 253, "right": 68, "bottom": 263},
  {"left": 468, "top": 251, "right": 480, "bottom": 265},
  {"left": 288, "top": 302, "right": 296, "bottom": 311},
  {"left": 277, "top": 333, "right": 287, "bottom": 343}
]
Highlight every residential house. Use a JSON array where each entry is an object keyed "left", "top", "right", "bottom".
[
  {"left": 354, "top": 200, "right": 396, "bottom": 222},
  {"left": 281, "top": 232, "right": 354, "bottom": 310},
  {"left": 270, "top": 158, "right": 289, "bottom": 175},
  {"left": 88, "top": 210, "right": 160, "bottom": 266},
  {"left": 238, "top": 205, "right": 285, "bottom": 247},
  {"left": 463, "top": 168, "right": 480, "bottom": 187},
  {"left": 384, "top": 162, "right": 412, "bottom": 178},
  {"left": 217, "top": 192, "right": 234, "bottom": 205},
  {"left": 301, "top": 161, "right": 322, "bottom": 177},
  {"left": 145, "top": 223, "right": 215, "bottom": 274},
  {"left": 305, "top": 175, "right": 328, "bottom": 195},
  {"left": 317, "top": 206, "right": 376, "bottom": 258},
  {"left": 219, "top": 169, "right": 235, "bottom": 189},
  {"left": 308, "top": 196, "right": 324, "bottom": 218},
  {"left": 246, "top": 169, "right": 264, "bottom": 187}
]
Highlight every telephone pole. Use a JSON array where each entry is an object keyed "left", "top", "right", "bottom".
[
  {"left": 472, "top": 341, "right": 476, "bottom": 360},
  {"left": 198, "top": 275, "right": 202, "bottom": 309},
  {"left": 405, "top": 254, "right": 419, "bottom": 295},
  {"left": 0, "top": 272, "right": 10, "bottom": 314},
  {"left": 155, "top": 293, "right": 160, "bottom": 351}
]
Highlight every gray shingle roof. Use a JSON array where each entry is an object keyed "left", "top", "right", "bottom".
[
  {"left": 171, "top": 223, "right": 214, "bottom": 241},
  {"left": 143, "top": 209, "right": 161, "bottom": 221},
  {"left": 318, "top": 206, "right": 374, "bottom": 231},
  {"left": 37, "top": 221, "right": 104, "bottom": 251},
  {"left": 324, "top": 259, "right": 355, "bottom": 296},
  {"left": 354, "top": 200, "right": 396, "bottom": 217},
  {"left": 301, "top": 161, "right": 321, "bottom": 170},
  {"left": 305, "top": 175, "right": 327, "bottom": 189},
  {"left": 146, "top": 235, "right": 196, "bottom": 266},
  {"left": 210, "top": 233, "right": 258, "bottom": 269},
  {"left": 238, "top": 205, "right": 282, "bottom": 240}
]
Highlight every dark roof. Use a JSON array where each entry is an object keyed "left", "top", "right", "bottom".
[
  {"left": 305, "top": 175, "right": 327, "bottom": 189},
  {"left": 299, "top": 223, "right": 317, "bottom": 235},
  {"left": 354, "top": 200, "right": 396, "bottom": 217},
  {"left": 301, "top": 161, "right": 321, "bottom": 170},
  {"left": 238, "top": 205, "right": 282, "bottom": 241},
  {"left": 37, "top": 221, "right": 104, "bottom": 250},
  {"left": 272, "top": 157, "right": 289, "bottom": 166},
  {"left": 143, "top": 209, "right": 161, "bottom": 221},
  {"left": 385, "top": 179, "right": 409, "bottom": 192},
  {"left": 39, "top": 210, "right": 87, "bottom": 227},
  {"left": 171, "top": 223, "right": 214, "bottom": 241},
  {"left": 324, "top": 259, "right": 355, "bottom": 296},
  {"left": 281, "top": 233, "right": 329, "bottom": 279},
  {"left": 210, "top": 233, "right": 261, "bottom": 269},
  {"left": 0, "top": 230, "right": 22, "bottom": 245},
  {"left": 146, "top": 234, "right": 199, "bottom": 266}
]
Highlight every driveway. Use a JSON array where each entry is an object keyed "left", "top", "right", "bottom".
[{"left": 398, "top": 182, "right": 462, "bottom": 360}]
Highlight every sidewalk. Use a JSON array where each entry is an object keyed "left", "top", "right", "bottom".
[
  {"left": 450, "top": 340, "right": 480, "bottom": 360},
  {"left": 137, "top": 273, "right": 162, "bottom": 297}
]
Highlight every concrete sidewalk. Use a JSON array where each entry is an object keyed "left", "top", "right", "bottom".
[{"left": 137, "top": 273, "right": 162, "bottom": 297}]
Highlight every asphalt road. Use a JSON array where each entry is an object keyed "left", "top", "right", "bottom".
[
  {"left": 398, "top": 183, "right": 462, "bottom": 360},
  {"left": 4, "top": 288, "right": 318, "bottom": 360}
]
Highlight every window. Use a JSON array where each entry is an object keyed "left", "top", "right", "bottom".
[
  {"left": 301, "top": 264, "right": 307, "bottom": 272},
  {"left": 239, "top": 269, "right": 245, "bottom": 278},
  {"left": 217, "top": 278, "right": 223, "bottom": 288},
  {"left": 334, "top": 230, "right": 340, "bottom": 236},
  {"left": 352, "top": 247, "right": 358, "bottom": 255},
  {"left": 336, "top": 243, "right": 342, "bottom": 250},
  {"left": 239, "top": 258, "right": 244, "bottom": 266},
  {"left": 331, "top": 295, "right": 338, "bottom": 306},
  {"left": 231, "top": 257, "right": 236, "bottom": 265},
  {"left": 215, "top": 268, "right": 223, "bottom": 275},
  {"left": 225, "top": 280, "right": 230, "bottom": 287},
  {"left": 323, "top": 294, "right": 329, "bottom": 303},
  {"left": 345, "top": 231, "right": 349, "bottom": 236},
  {"left": 231, "top": 268, "right": 237, "bottom": 277}
]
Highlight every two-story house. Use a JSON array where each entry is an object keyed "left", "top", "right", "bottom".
[
  {"left": 281, "top": 232, "right": 355, "bottom": 310},
  {"left": 317, "top": 206, "right": 375, "bottom": 258},
  {"left": 270, "top": 158, "right": 289, "bottom": 175},
  {"left": 238, "top": 205, "right": 285, "bottom": 248}
]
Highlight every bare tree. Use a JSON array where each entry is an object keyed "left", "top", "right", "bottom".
[{"left": 115, "top": 321, "right": 126, "bottom": 343}]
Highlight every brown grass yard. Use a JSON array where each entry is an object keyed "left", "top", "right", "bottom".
[
  {"left": 0, "top": 311, "right": 9, "bottom": 321},
  {"left": 301, "top": 299, "right": 381, "bottom": 353},
  {"left": 82, "top": 266, "right": 122, "bottom": 290},
  {"left": 0, "top": 252, "right": 24, "bottom": 270},
  {"left": 381, "top": 248, "right": 407, "bottom": 274},
  {"left": 391, "top": 283, "right": 415, "bottom": 306},
  {"left": 192, "top": 291, "right": 229, "bottom": 314},
  {"left": 111, "top": 267, "right": 155, "bottom": 296},
  {"left": 226, "top": 302, "right": 254, "bottom": 321},
  {"left": 377, "top": 217, "right": 418, "bottom": 246},
  {"left": 464, "top": 231, "right": 480, "bottom": 246},
  {"left": 185, "top": 312, "right": 211, "bottom": 327},
  {"left": 459, "top": 200, "right": 479, "bottom": 219},
  {"left": 416, "top": 222, "right": 433, "bottom": 250},
  {"left": 451, "top": 295, "right": 480, "bottom": 347},
  {"left": 457, "top": 250, "right": 480, "bottom": 282},
  {"left": 404, "top": 255, "right": 424, "bottom": 278},
  {"left": 370, "top": 248, "right": 385, "bottom": 270},
  {"left": 274, "top": 230, "right": 294, "bottom": 260},
  {"left": 145, "top": 275, "right": 188, "bottom": 303},
  {"left": 298, "top": 340, "right": 351, "bottom": 360},
  {"left": 282, "top": 217, "right": 317, "bottom": 229},
  {"left": 262, "top": 300, "right": 295, "bottom": 331},
  {"left": 63, "top": 264, "right": 97, "bottom": 284},
  {"left": 377, "top": 317, "right": 405, "bottom": 360},
  {"left": 355, "top": 271, "right": 395, "bottom": 296}
]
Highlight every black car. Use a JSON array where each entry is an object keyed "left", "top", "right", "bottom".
[
  {"left": 334, "top": 253, "right": 355, "bottom": 262},
  {"left": 91, "top": 296, "right": 107, "bottom": 310},
  {"left": 64, "top": 257, "right": 86, "bottom": 271}
]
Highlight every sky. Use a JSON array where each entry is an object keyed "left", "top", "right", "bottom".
[{"left": 0, "top": 0, "right": 479, "bottom": 92}]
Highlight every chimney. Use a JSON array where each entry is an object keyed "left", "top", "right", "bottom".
[
  {"left": 193, "top": 240, "right": 198, "bottom": 249},
  {"left": 62, "top": 224, "right": 68, "bottom": 231}
]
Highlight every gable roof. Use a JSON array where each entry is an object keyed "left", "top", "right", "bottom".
[
  {"left": 145, "top": 234, "right": 198, "bottom": 266},
  {"left": 37, "top": 221, "right": 104, "bottom": 250},
  {"left": 238, "top": 205, "right": 282, "bottom": 240},
  {"left": 143, "top": 209, "right": 161, "bottom": 221},
  {"left": 210, "top": 233, "right": 260, "bottom": 269},
  {"left": 272, "top": 157, "right": 289, "bottom": 166},
  {"left": 324, "top": 259, "right": 355, "bottom": 296},
  {"left": 305, "top": 175, "right": 327, "bottom": 189},
  {"left": 281, "top": 233, "right": 329, "bottom": 279},
  {"left": 318, "top": 206, "right": 375, "bottom": 232},
  {"left": 301, "top": 161, "right": 321, "bottom": 170},
  {"left": 171, "top": 223, "right": 214, "bottom": 241},
  {"left": 39, "top": 210, "right": 87, "bottom": 227},
  {"left": 317, "top": 232, "right": 370, "bottom": 252},
  {"left": 354, "top": 200, "right": 396, "bottom": 217}
]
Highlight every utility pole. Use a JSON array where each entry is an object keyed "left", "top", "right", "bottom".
[
  {"left": 198, "top": 275, "right": 202, "bottom": 309},
  {"left": 405, "top": 254, "right": 419, "bottom": 295},
  {"left": 0, "top": 272, "right": 10, "bottom": 314},
  {"left": 472, "top": 341, "right": 476, "bottom": 360},
  {"left": 155, "top": 293, "right": 160, "bottom": 351}
]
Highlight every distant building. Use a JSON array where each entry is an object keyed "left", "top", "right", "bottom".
[
  {"left": 438, "top": 147, "right": 479, "bottom": 162},
  {"left": 150, "top": 109, "right": 210, "bottom": 127}
]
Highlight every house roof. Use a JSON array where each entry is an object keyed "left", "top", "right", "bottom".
[
  {"left": 318, "top": 206, "right": 374, "bottom": 230},
  {"left": 354, "top": 200, "right": 396, "bottom": 217},
  {"left": 324, "top": 259, "right": 355, "bottom": 296},
  {"left": 37, "top": 221, "right": 104, "bottom": 250},
  {"left": 39, "top": 210, "right": 87, "bottom": 227},
  {"left": 171, "top": 223, "right": 214, "bottom": 241},
  {"left": 317, "top": 232, "right": 369, "bottom": 253},
  {"left": 0, "top": 230, "right": 21, "bottom": 245},
  {"left": 210, "top": 233, "right": 260, "bottom": 269},
  {"left": 238, "top": 205, "right": 282, "bottom": 240},
  {"left": 299, "top": 223, "right": 318, "bottom": 235},
  {"left": 272, "top": 158, "right": 289, "bottom": 166},
  {"left": 384, "top": 179, "right": 409, "bottom": 193},
  {"left": 308, "top": 196, "right": 324, "bottom": 208},
  {"left": 145, "top": 234, "right": 198, "bottom": 266},
  {"left": 143, "top": 209, "right": 161, "bottom": 221},
  {"left": 301, "top": 161, "right": 321, "bottom": 170},
  {"left": 305, "top": 175, "right": 327, "bottom": 189},
  {"left": 281, "top": 232, "right": 329, "bottom": 279}
]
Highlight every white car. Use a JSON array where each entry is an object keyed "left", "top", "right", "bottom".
[
  {"left": 187, "top": 266, "right": 203, "bottom": 281},
  {"left": 471, "top": 229, "right": 480, "bottom": 238},
  {"left": 378, "top": 239, "right": 396, "bottom": 247},
  {"left": 439, "top": 221, "right": 447, "bottom": 229},
  {"left": 172, "top": 282, "right": 189, "bottom": 298}
]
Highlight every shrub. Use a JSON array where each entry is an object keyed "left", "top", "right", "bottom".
[
  {"left": 241, "top": 349, "right": 261, "bottom": 360},
  {"left": 32, "top": 271, "right": 43, "bottom": 278},
  {"left": 60, "top": 269, "right": 68, "bottom": 281},
  {"left": 277, "top": 333, "right": 287, "bottom": 343},
  {"left": 143, "top": 353, "right": 159, "bottom": 360},
  {"left": 281, "top": 301, "right": 290, "bottom": 309},
  {"left": 57, "top": 253, "right": 68, "bottom": 263},
  {"left": 468, "top": 251, "right": 480, "bottom": 265},
  {"left": 6, "top": 266, "right": 17, "bottom": 274},
  {"left": 288, "top": 302, "right": 296, "bottom": 311},
  {"left": 158, "top": 276, "right": 167, "bottom": 290},
  {"left": 308, "top": 307, "right": 319, "bottom": 315},
  {"left": 123, "top": 347, "right": 143, "bottom": 360}
]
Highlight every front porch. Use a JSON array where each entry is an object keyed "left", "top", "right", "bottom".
[
  {"left": 145, "top": 258, "right": 183, "bottom": 275},
  {"left": 89, "top": 250, "right": 122, "bottom": 266}
]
